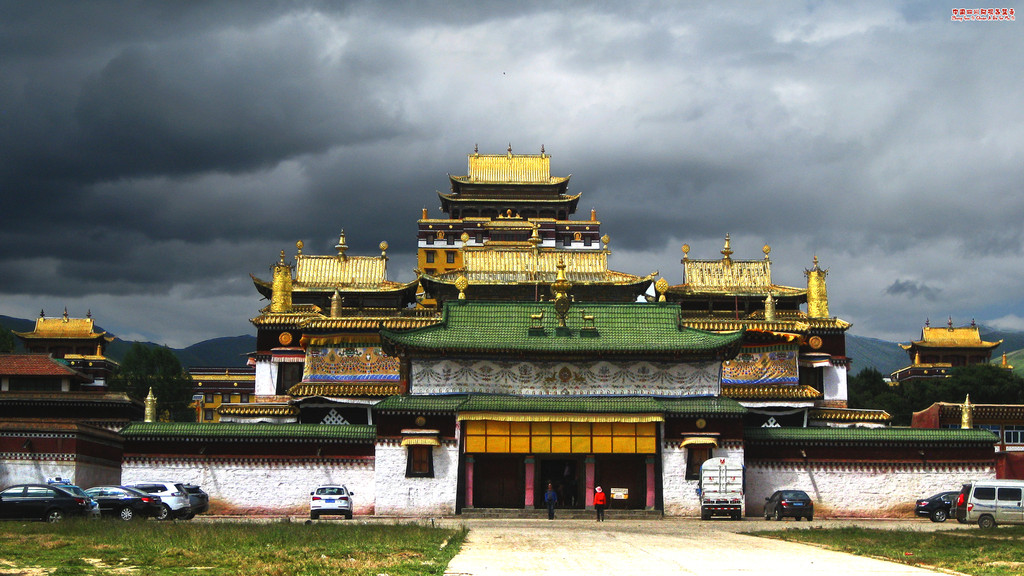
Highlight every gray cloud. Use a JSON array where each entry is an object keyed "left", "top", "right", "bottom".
[{"left": 2, "top": 1, "right": 1023, "bottom": 348}]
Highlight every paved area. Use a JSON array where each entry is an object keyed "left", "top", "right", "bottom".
[{"left": 441, "top": 517, "right": 968, "bottom": 576}]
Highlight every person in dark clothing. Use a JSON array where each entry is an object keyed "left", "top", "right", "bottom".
[
  {"left": 594, "top": 486, "right": 607, "bottom": 522},
  {"left": 544, "top": 483, "right": 558, "bottom": 519}
]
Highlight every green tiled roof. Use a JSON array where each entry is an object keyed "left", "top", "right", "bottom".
[
  {"left": 373, "top": 395, "right": 469, "bottom": 413},
  {"left": 382, "top": 301, "right": 743, "bottom": 356},
  {"left": 744, "top": 427, "right": 998, "bottom": 445},
  {"left": 120, "top": 422, "right": 376, "bottom": 442},
  {"left": 373, "top": 394, "right": 747, "bottom": 417},
  {"left": 459, "top": 395, "right": 664, "bottom": 413},
  {"left": 659, "top": 397, "right": 747, "bottom": 417}
]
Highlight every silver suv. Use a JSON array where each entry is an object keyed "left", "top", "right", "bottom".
[
  {"left": 126, "top": 481, "right": 192, "bottom": 520},
  {"left": 310, "top": 485, "right": 354, "bottom": 520}
]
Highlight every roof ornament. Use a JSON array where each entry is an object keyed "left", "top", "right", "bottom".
[
  {"left": 1001, "top": 352, "right": 1014, "bottom": 370},
  {"left": 948, "top": 316, "right": 954, "bottom": 330},
  {"left": 474, "top": 143, "right": 479, "bottom": 155},
  {"left": 380, "top": 241, "right": 389, "bottom": 258},
  {"left": 40, "top": 309, "right": 45, "bottom": 318},
  {"left": 721, "top": 234, "right": 733, "bottom": 263},
  {"left": 335, "top": 230, "right": 349, "bottom": 260},
  {"left": 145, "top": 387, "right": 157, "bottom": 423},
  {"left": 804, "top": 255, "right": 830, "bottom": 318},
  {"left": 601, "top": 234, "right": 611, "bottom": 254},
  {"left": 62, "top": 307, "right": 69, "bottom": 322},
  {"left": 296, "top": 240, "right": 303, "bottom": 256},
  {"left": 764, "top": 292, "right": 776, "bottom": 322},
  {"left": 87, "top": 309, "right": 92, "bottom": 319},
  {"left": 763, "top": 244, "right": 771, "bottom": 260},
  {"left": 331, "top": 290, "right": 341, "bottom": 317},
  {"left": 456, "top": 275, "right": 469, "bottom": 300},
  {"left": 591, "top": 208, "right": 597, "bottom": 221},
  {"left": 551, "top": 258, "right": 572, "bottom": 328},
  {"left": 961, "top": 394, "right": 973, "bottom": 429},
  {"left": 541, "top": 144, "right": 546, "bottom": 156},
  {"left": 507, "top": 143, "right": 512, "bottom": 157},
  {"left": 925, "top": 317, "right": 930, "bottom": 327},
  {"left": 681, "top": 244, "right": 690, "bottom": 262},
  {"left": 971, "top": 318, "right": 976, "bottom": 327},
  {"left": 655, "top": 278, "right": 668, "bottom": 303}
]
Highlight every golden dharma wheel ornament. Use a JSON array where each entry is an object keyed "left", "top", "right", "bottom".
[
  {"left": 460, "top": 232, "right": 470, "bottom": 243},
  {"left": 808, "top": 335, "right": 823, "bottom": 350},
  {"left": 279, "top": 331, "right": 293, "bottom": 346},
  {"left": 455, "top": 275, "right": 468, "bottom": 299},
  {"left": 379, "top": 241, "right": 388, "bottom": 251},
  {"left": 415, "top": 416, "right": 427, "bottom": 427},
  {"left": 655, "top": 278, "right": 668, "bottom": 294},
  {"left": 681, "top": 244, "right": 690, "bottom": 255},
  {"left": 296, "top": 240, "right": 304, "bottom": 254},
  {"left": 763, "top": 244, "right": 771, "bottom": 256},
  {"left": 601, "top": 234, "right": 610, "bottom": 245},
  {"left": 696, "top": 418, "right": 707, "bottom": 429}
]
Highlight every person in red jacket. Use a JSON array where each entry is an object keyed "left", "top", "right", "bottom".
[{"left": 594, "top": 486, "right": 607, "bottom": 522}]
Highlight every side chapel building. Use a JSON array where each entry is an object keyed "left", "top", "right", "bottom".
[{"left": 112, "top": 148, "right": 998, "bottom": 516}]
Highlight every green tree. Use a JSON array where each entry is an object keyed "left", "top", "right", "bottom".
[
  {"left": 0, "top": 329, "right": 15, "bottom": 353},
  {"left": 109, "top": 343, "right": 195, "bottom": 422},
  {"left": 848, "top": 367, "right": 915, "bottom": 424}
]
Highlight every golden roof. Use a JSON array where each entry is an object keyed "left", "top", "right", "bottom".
[
  {"left": 191, "top": 373, "right": 256, "bottom": 383},
  {"left": 293, "top": 254, "right": 387, "bottom": 289},
  {"left": 809, "top": 408, "right": 891, "bottom": 422},
  {"left": 721, "top": 384, "right": 823, "bottom": 400},
  {"left": 454, "top": 151, "right": 567, "bottom": 185},
  {"left": 287, "top": 383, "right": 403, "bottom": 397},
  {"left": 433, "top": 248, "right": 654, "bottom": 284},
  {"left": 679, "top": 313, "right": 851, "bottom": 332},
  {"left": 301, "top": 316, "right": 440, "bottom": 331},
  {"left": 16, "top": 314, "right": 110, "bottom": 340},
  {"left": 900, "top": 322, "right": 1002, "bottom": 350},
  {"left": 217, "top": 404, "right": 299, "bottom": 416}
]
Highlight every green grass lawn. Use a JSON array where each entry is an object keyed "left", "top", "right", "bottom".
[
  {"left": 0, "top": 519, "right": 466, "bottom": 576},
  {"left": 751, "top": 525, "right": 1024, "bottom": 576}
]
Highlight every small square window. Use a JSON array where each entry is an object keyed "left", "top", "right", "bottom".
[
  {"left": 685, "top": 446, "right": 711, "bottom": 481},
  {"left": 203, "top": 409, "right": 214, "bottom": 421},
  {"left": 426, "top": 251, "right": 435, "bottom": 263},
  {"left": 406, "top": 445, "right": 434, "bottom": 478},
  {"left": 446, "top": 251, "right": 456, "bottom": 264}
]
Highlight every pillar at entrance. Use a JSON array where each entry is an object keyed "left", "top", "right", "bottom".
[
  {"left": 585, "top": 455, "right": 596, "bottom": 508},
  {"left": 645, "top": 456, "right": 656, "bottom": 510},
  {"left": 465, "top": 455, "right": 475, "bottom": 509},
  {"left": 524, "top": 456, "right": 535, "bottom": 507}
]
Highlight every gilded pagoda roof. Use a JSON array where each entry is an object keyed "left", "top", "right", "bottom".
[
  {"left": 382, "top": 301, "right": 744, "bottom": 358},
  {"left": 14, "top": 313, "right": 112, "bottom": 341},
  {"left": 678, "top": 312, "right": 851, "bottom": 333},
  {"left": 899, "top": 323, "right": 1002, "bottom": 350},
  {"left": 455, "top": 151, "right": 567, "bottom": 185},
  {"left": 721, "top": 384, "right": 823, "bottom": 400},
  {"left": 428, "top": 248, "right": 655, "bottom": 285},
  {"left": 252, "top": 309, "right": 440, "bottom": 330}
]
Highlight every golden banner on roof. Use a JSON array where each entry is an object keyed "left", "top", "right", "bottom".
[{"left": 459, "top": 412, "right": 663, "bottom": 423}]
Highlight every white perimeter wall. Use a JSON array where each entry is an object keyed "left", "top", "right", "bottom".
[
  {"left": 373, "top": 442, "right": 459, "bottom": 516},
  {"left": 823, "top": 364, "right": 848, "bottom": 404},
  {"left": 0, "top": 458, "right": 120, "bottom": 489},
  {"left": 746, "top": 462, "right": 996, "bottom": 517},
  {"left": 122, "top": 459, "right": 375, "bottom": 516}
]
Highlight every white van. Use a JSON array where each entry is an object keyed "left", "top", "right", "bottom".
[{"left": 956, "top": 479, "right": 1024, "bottom": 528}]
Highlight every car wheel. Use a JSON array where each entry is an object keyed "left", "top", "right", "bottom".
[
  {"left": 119, "top": 507, "right": 135, "bottom": 522},
  {"left": 46, "top": 509, "right": 65, "bottom": 523},
  {"left": 701, "top": 510, "right": 710, "bottom": 520},
  {"left": 185, "top": 513, "right": 196, "bottom": 520},
  {"left": 931, "top": 509, "right": 947, "bottom": 523},
  {"left": 155, "top": 504, "right": 172, "bottom": 521},
  {"left": 764, "top": 509, "right": 771, "bottom": 520},
  {"left": 345, "top": 512, "right": 352, "bottom": 520},
  {"left": 774, "top": 509, "right": 783, "bottom": 521},
  {"left": 806, "top": 515, "right": 813, "bottom": 522},
  {"left": 978, "top": 515, "right": 996, "bottom": 529},
  {"left": 310, "top": 512, "right": 319, "bottom": 520}
]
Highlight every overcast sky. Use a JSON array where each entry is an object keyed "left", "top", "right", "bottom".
[{"left": 2, "top": 1, "right": 1022, "bottom": 352}]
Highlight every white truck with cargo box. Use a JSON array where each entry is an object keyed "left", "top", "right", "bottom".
[{"left": 699, "top": 457, "right": 744, "bottom": 520}]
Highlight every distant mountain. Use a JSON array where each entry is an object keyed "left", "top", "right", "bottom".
[
  {"left": 1, "top": 315, "right": 255, "bottom": 368},
  {"left": 845, "top": 334, "right": 907, "bottom": 377}
]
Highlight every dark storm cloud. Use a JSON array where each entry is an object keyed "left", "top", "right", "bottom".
[{"left": 1, "top": 1, "right": 1023, "bottom": 347}]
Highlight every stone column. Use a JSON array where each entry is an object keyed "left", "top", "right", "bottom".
[
  {"left": 524, "top": 456, "right": 535, "bottom": 508},
  {"left": 646, "top": 456, "right": 656, "bottom": 510},
  {"left": 585, "top": 455, "right": 596, "bottom": 508},
  {"left": 464, "top": 455, "right": 475, "bottom": 509}
]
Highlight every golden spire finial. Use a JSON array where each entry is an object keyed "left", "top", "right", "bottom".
[
  {"left": 422, "top": 207, "right": 428, "bottom": 219},
  {"left": 335, "top": 230, "right": 349, "bottom": 259},
  {"left": 961, "top": 395, "right": 973, "bottom": 429},
  {"left": 763, "top": 244, "right": 771, "bottom": 260},
  {"left": 721, "top": 234, "right": 733, "bottom": 262},
  {"left": 528, "top": 225, "right": 541, "bottom": 248},
  {"left": 764, "top": 292, "right": 776, "bottom": 321},
  {"left": 296, "top": 240, "right": 303, "bottom": 255},
  {"left": 507, "top": 142, "right": 512, "bottom": 157},
  {"left": 591, "top": 208, "right": 597, "bottom": 221},
  {"left": 455, "top": 275, "right": 468, "bottom": 299},
  {"left": 474, "top": 143, "right": 479, "bottom": 155},
  {"left": 655, "top": 278, "right": 668, "bottom": 302},
  {"left": 279, "top": 250, "right": 286, "bottom": 265},
  {"left": 331, "top": 289, "right": 341, "bottom": 317},
  {"left": 379, "top": 241, "right": 389, "bottom": 257},
  {"left": 270, "top": 250, "right": 293, "bottom": 313},
  {"left": 948, "top": 316, "right": 954, "bottom": 330},
  {"left": 805, "top": 255, "right": 829, "bottom": 318},
  {"left": 63, "top": 307, "right": 69, "bottom": 322},
  {"left": 601, "top": 234, "right": 610, "bottom": 252},
  {"left": 541, "top": 144, "right": 545, "bottom": 155},
  {"left": 1001, "top": 352, "right": 1013, "bottom": 370},
  {"left": 551, "top": 258, "right": 572, "bottom": 328},
  {"left": 145, "top": 387, "right": 157, "bottom": 423},
  {"left": 681, "top": 244, "right": 690, "bottom": 262}
]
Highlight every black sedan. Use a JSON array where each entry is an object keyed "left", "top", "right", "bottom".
[
  {"left": 85, "top": 486, "right": 164, "bottom": 521},
  {"left": 764, "top": 490, "right": 814, "bottom": 521},
  {"left": 0, "top": 484, "right": 94, "bottom": 522},
  {"left": 915, "top": 491, "right": 957, "bottom": 523}
]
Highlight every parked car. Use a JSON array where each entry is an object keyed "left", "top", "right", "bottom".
[
  {"left": 183, "top": 484, "right": 209, "bottom": 517},
  {"left": 47, "top": 478, "right": 100, "bottom": 519},
  {"left": 85, "top": 486, "right": 163, "bottom": 521},
  {"left": 956, "top": 479, "right": 1024, "bottom": 528},
  {"left": 0, "top": 483, "right": 95, "bottom": 522},
  {"left": 310, "top": 485, "right": 354, "bottom": 520},
  {"left": 764, "top": 490, "right": 814, "bottom": 521},
  {"left": 125, "top": 481, "right": 192, "bottom": 520},
  {"left": 915, "top": 491, "right": 957, "bottom": 523}
]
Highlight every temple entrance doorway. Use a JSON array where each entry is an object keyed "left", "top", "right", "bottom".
[
  {"left": 537, "top": 456, "right": 584, "bottom": 509},
  {"left": 595, "top": 454, "right": 647, "bottom": 510},
  {"left": 472, "top": 455, "right": 524, "bottom": 508}
]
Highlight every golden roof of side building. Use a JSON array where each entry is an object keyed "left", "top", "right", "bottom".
[
  {"left": 217, "top": 404, "right": 299, "bottom": 417},
  {"left": 15, "top": 313, "right": 112, "bottom": 341},
  {"left": 679, "top": 311, "right": 851, "bottom": 332},
  {"left": 250, "top": 305, "right": 323, "bottom": 327},
  {"left": 287, "top": 383, "right": 403, "bottom": 397},
  {"left": 899, "top": 322, "right": 1002, "bottom": 350},
  {"left": 721, "top": 384, "right": 823, "bottom": 400},
  {"left": 809, "top": 408, "right": 892, "bottom": 422}
]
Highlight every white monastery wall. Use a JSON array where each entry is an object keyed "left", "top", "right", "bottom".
[
  {"left": 373, "top": 442, "right": 459, "bottom": 516},
  {"left": 254, "top": 359, "right": 276, "bottom": 396},
  {"left": 823, "top": 364, "right": 848, "bottom": 404},
  {"left": 122, "top": 458, "right": 375, "bottom": 515},
  {"left": 0, "top": 457, "right": 120, "bottom": 488},
  {"left": 746, "top": 462, "right": 996, "bottom": 517}
]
